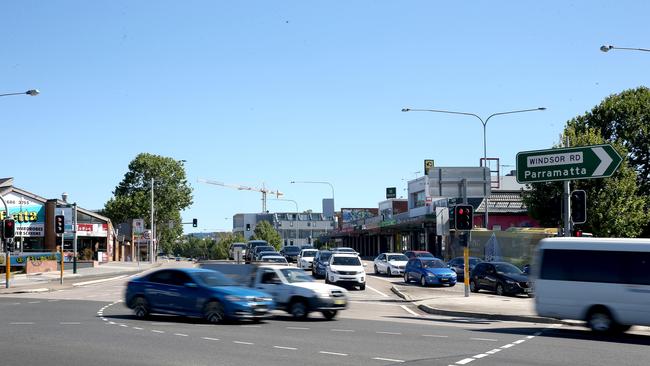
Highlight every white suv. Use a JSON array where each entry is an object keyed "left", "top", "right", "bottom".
[
  {"left": 326, "top": 254, "right": 366, "bottom": 290},
  {"left": 298, "top": 249, "right": 318, "bottom": 270}
]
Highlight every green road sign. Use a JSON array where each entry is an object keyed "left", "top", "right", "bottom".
[{"left": 516, "top": 144, "right": 622, "bottom": 183}]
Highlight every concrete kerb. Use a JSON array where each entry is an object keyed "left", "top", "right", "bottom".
[{"left": 391, "top": 285, "right": 566, "bottom": 325}]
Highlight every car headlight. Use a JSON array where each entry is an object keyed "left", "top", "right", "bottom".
[
  {"left": 225, "top": 295, "right": 242, "bottom": 302},
  {"left": 329, "top": 269, "right": 339, "bottom": 274},
  {"left": 260, "top": 297, "right": 273, "bottom": 302},
  {"left": 316, "top": 290, "right": 331, "bottom": 298},
  {"left": 505, "top": 279, "right": 516, "bottom": 284},
  {"left": 356, "top": 270, "right": 365, "bottom": 274},
  {"left": 426, "top": 273, "right": 436, "bottom": 277}
]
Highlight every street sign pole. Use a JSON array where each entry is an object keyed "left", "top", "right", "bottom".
[{"left": 562, "top": 137, "right": 572, "bottom": 237}]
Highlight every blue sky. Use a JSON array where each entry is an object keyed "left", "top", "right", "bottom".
[{"left": 3, "top": 1, "right": 649, "bottom": 232}]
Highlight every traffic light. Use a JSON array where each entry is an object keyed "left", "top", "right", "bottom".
[
  {"left": 571, "top": 190, "right": 587, "bottom": 224},
  {"left": 55, "top": 215, "right": 65, "bottom": 234},
  {"left": 192, "top": 218, "right": 198, "bottom": 228},
  {"left": 3, "top": 218, "right": 16, "bottom": 240},
  {"left": 454, "top": 205, "right": 473, "bottom": 231},
  {"left": 246, "top": 224, "right": 251, "bottom": 231}
]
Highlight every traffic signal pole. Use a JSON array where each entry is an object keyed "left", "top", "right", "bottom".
[{"left": 563, "top": 136, "right": 572, "bottom": 237}]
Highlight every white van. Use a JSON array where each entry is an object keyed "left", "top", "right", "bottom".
[{"left": 533, "top": 237, "right": 650, "bottom": 333}]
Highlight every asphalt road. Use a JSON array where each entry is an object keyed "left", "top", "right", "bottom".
[{"left": 1, "top": 262, "right": 649, "bottom": 366}]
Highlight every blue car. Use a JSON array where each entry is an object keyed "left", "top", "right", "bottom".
[
  {"left": 404, "top": 258, "right": 457, "bottom": 287},
  {"left": 312, "top": 250, "right": 333, "bottom": 279},
  {"left": 125, "top": 268, "right": 274, "bottom": 323}
]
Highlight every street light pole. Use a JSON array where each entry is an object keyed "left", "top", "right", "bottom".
[
  {"left": 401, "top": 107, "right": 546, "bottom": 229},
  {"left": 600, "top": 44, "right": 650, "bottom": 53},
  {"left": 0, "top": 89, "right": 40, "bottom": 98},
  {"left": 150, "top": 178, "right": 154, "bottom": 263}
]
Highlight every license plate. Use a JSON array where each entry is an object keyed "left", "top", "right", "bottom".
[
  {"left": 334, "top": 299, "right": 345, "bottom": 305},
  {"left": 524, "top": 288, "right": 532, "bottom": 293},
  {"left": 440, "top": 278, "right": 448, "bottom": 282}
]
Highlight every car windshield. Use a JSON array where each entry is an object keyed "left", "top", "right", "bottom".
[
  {"left": 416, "top": 252, "right": 434, "bottom": 258},
  {"left": 232, "top": 244, "right": 246, "bottom": 249},
  {"left": 263, "top": 257, "right": 287, "bottom": 263},
  {"left": 469, "top": 258, "right": 482, "bottom": 265},
  {"left": 280, "top": 268, "right": 314, "bottom": 283},
  {"left": 388, "top": 254, "right": 408, "bottom": 261},
  {"left": 495, "top": 263, "right": 523, "bottom": 275},
  {"left": 332, "top": 256, "right": 361, "bottom": 266},
  {"left": 195, "top": 271, "right": 236, "bottom": 287},
  {"left": 284, "top": 247, "right": 300, "bottom": 254},
  {"left": 335, "top": 248, "right": 356, "bottom": 253},
  {"left": 319, "top": 252, "right": 333, "bottom": 261},
  {"left": 301, "top": 251, "right": 317, "bottom": 257},
  {"left": 423, "top": 259, "right": 447, "bottom": 268},
  {"left": 256, "top": 246, "right": 274, "bottom": 253}
]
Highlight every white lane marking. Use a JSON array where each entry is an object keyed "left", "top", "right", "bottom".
[
  {"left": 202, "top": 337, "right": 220, "bottom": 341},
  {"left": 366, "top": 285, "right": 390, "bottom": 297},
  {"left": 10, "top": 322, "right": 34, "bottom": 325},
  {"left": 133, "top": 327, "right": 143, "bottom": 330},
  {"left": 501, "top": 344, "right": 514, "bottom": 349},
  {"left": 376, "top": 331, "right": 402, "bottom": 335},
  {"left": 319, "top": 351, "right": 348, "bottom": 356},
  {"left": 60, "top": 322, "right": 81, "bottom": 325},
  {"left": 422, "top": 334, "right": 449, "bottom": 338},
  {"left": 47, "top": 300, "right": 60, "bottom": 302},
  {"left": 287, "top": 327, "right": 309, "bottom": 330},
  {"left": 174, "top": 333, "right": 189, "bottom": 337},
  {"left": 485, "top": 349, "right": 501, "bottom": 354},
  {"left": 513, "top": 340, "right": 526, "bottom": 344},
  {"left": 120, "top": 324, "right": 128, "bottom": 328},
  {"left": 273, "top": 346, "right": 297, "bottom": 350},
  {"left": 195, "top": 324, "right": 214, "bottom": 327},
  {"left": 330, "top": 329, "right": 355, "bottom": 332},
  {"left": 28, "top": 301, "right": 41, "bottom": 304},
  {"left": 72, "top": 275, "right": 128, "bottom": 287},
  {"left": 233, "top": 341, "right": 254, "bottom": 345},
  {"left": 470, "top": 338, "right": 498, "bottom": 342},
  {"left": 526, "top": 335, "right": 535, "bottom": 339},
  {"left": 151, "top": 330, "right": 165, "bottom": 334},
  {"left": 456, "top": 358, "right": 475, "bottom": 365},
  {"left": 109, "top": 322, "right": 116, "bottom": 325},
  {"left": 400, "top": 305, "right": 418, "bottom": 316},
  {"left": 373, "top": 357, "right": 405, "bottom": 363},
  {"left": 240, "top": 325, "right": 261, "bottom": 328},
  {"left": 473, "top": 354, "right": 488, "bottom": 359}
]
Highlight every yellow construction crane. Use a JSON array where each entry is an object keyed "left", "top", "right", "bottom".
[{"left": 198, "top": 178, "right": 283, "bottom": 213}]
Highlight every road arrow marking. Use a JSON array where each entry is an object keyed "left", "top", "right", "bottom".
[{"left": 592, "top": 147, "right": 612, "bottom": 176}]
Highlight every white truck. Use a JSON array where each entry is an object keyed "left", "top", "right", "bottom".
[{"left": 201, "top": 263, "right": 348, "bottom": 320}]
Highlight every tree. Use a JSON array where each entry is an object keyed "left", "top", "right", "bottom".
[
  {"left": 212, "top": 232, "right": 246, "bottom": 259},
  {"left": 104, "top": 153, "right": 193, "bottom": 253},
  {"left": 250, "top": 220, "right": 283, "bottom": 250},
  {"left": 567, "top": 87, "right": 650, "bottom": 235},
  {"left": 523, "top": 126, "right": 648, "bottom": 237}
]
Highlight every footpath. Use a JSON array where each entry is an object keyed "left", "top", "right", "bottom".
[
  {"left": 0, "top": 261, "right": 160, "bottom": 295},
  {"left": 390, "top": 281, "right": 561, "bottom": 324}
]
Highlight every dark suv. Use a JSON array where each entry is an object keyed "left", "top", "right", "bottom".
[
  {"left": 469, "top": 262, "right": 532, "bottom": 297},
  {"left": 448, "top": 256, "right": 483, "bottom": 281},
  {"left": 280, "top": 245, "right": 301, "bottom": 263},
  {"left": 245, "top": 240, "right": 270, "bottom": 263}
]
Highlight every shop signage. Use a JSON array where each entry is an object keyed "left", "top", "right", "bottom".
[{"left": 0, "top": 192, "right": 45, "bottom": 237}]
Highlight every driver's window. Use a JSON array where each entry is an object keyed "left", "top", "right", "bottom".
[{"left": 261, "top": 270, "right": 280, "bottom": 284}]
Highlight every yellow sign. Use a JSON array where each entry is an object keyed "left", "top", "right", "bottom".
[{"left": 424, "top": 159, "right": 435, "bottom": 175}]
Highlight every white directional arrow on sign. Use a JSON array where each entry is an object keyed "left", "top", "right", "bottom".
[{"left": 592, "top": 147, "right": 613, "bottom": 176}]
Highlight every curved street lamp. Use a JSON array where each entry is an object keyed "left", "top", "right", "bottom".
[
  {"left": 600, "top": 44, "right": 650, "bottom": 53},
  {"left": 0, "top": 89, "right": 40, "bottom": 98},
  {"left": 401, "top": 106, "right": 546, "bottom": 228}
]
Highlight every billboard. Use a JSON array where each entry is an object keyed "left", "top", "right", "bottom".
[
  {"left": 341, "top": 208, "right": 378, "bottom": 223},
  {"left": 0, "top": 192, "right": 45, "bottom": 237}
]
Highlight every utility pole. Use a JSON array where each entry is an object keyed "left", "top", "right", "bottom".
[
  {"left": 150, "top": 178, "right": 155, "bottom": 263},
  {"left": 562, "top": 136, "right": 572, "bottom": 237}
]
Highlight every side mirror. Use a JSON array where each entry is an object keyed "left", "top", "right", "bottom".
[{"left": 184, "top": 282, "right": 198, "bottom": 289}]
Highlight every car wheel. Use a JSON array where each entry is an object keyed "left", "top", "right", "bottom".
[
  {"left": 204, "top": 301, "right": 225, "bottom": 324},
  {"left": 420, "top": 276, "right": 427, "bottom": 287},
  {"left": 374, "top": 265, "right": 379, "bottom": 275},
  {"left": 290, "top": 300, "right": 308, "bottom": 320},
  {"left": 496, "top": 283, "right": 505, "bottom": 296},
  {"left": 325, "top": 276, "right": 330, "bottom": 284},
  {"left": 359, "top": 283, "right": 366, "bottom": 291},
  {"left": 132, "top": 296, "right": 150, "bottom": 319},
  {"left": 449, "top": 282, "right": 456, "bottom": 287},
  {"left": 404, "top": 273, "right": 410, "bottom": 283},
  {"left": 587, "top": 307, "right": 616, "bottom": 333},
  {"left": 322, "top": 310, "right": 338, "bottom": 320},
  {"left": 388, "top": 267, "right": 393, "bottom": 276},
  {"left": 470, "top": 279, "right": 479, "bottom": 293}
]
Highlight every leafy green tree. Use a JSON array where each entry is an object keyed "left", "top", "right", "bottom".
[
  {"left": 567, "top": 87, "right": 650, "bottom": 235},
  {"left": 104, "top": 153, "right": 193, "bottom": 253},
  {"left": 250, "top": 220, "right": 283, "bottom": 250},
  {"left": 523, "top": 126, "right": 648, "bottom": 237}
]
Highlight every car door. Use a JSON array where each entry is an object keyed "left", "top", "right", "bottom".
[
  {"left": 256, "top": 268, "right": 282, "bottom": 302},
  {"left": 169, "top": 270, "right": 201, "bottom": 314},
  {"left": 145, "top": 270, "right": 178, "bottom": 312},
  {"left": 471, "top": 264, "right": 486, "bottom": 290},
  {"left": 482, "top": 264, "right": 498, "bottom": 291},
  {"left": 375, "top": 254, "right": 385, "bottom": 273}
]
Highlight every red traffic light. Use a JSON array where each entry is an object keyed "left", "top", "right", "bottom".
[{"left": 458, "top": 208, "right": 464, "bottom": 215}]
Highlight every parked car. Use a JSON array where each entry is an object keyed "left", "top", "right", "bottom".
[
  {"left": 229, "top": 242, "right": 247, "bottom": 260},
  {"left": 200, "top": 263, "right": 348, "bottom": 320},
  {"left": 312, "top": 250, "right": 333, "bottom": 279},
  {"left": 245, "top": 240, "right": 270, "bottom": 263},
  {"left": 469, "top": 262, "right": 532, "bottom": 296},
  {"left": 279, "top": 245, "right": 301, "bottom": 263},
  {"left": 404, "top": 258, "right": 457, "bottom": 287},
  {"left": 297, "top": 249, "right": 318, "bottom": 270},
  {"left": 124, "top": 268, "right": 274, "bottom": 323},
  {"left": 260, "top": 255, "right": 289, "bottom": 265},
  {"left": 373, "top": 253, "right": 409, "bottom": 276},
  {"left": 256, "top": 250, "right": 280, "bottom": 261},
  {"left": 300, "top": 245, "right": 316, "bottom": 250},
  {"left": 251, "top": 246, "right": 276, "bottom": 262},
  {"left": 403, "top": 250, "right": 435, "bottom": 259},
  {"left": 330, "top": 247, "right": 358, "bottom": 255},
  {"left": 326, "top": 253, "right": 366, "bottom": 290},
  {"left": 448, "top": 256, "right": 483, "bottom": 280}
]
